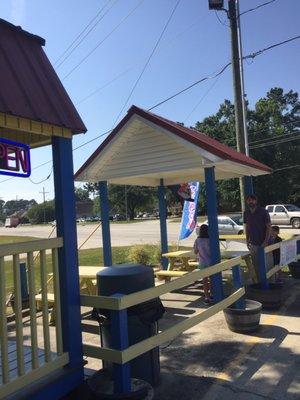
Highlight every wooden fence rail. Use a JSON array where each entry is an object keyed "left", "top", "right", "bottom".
[{"left": 0, "top": 238, "right": 68, "bottom": 399}]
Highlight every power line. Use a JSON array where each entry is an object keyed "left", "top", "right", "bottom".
[
  {"left": 250, "top": 135, "right": 300, "bottom": 149},
  {"left": 240, "top": 0, "right": 277, "bottom": 17},
  {"left": 148, "top": 62, "right": 232, "bottom": 111},
  {"left": 273, "top": 164, "right": 300, "bottom": 172},
  {"left": 2, "top": 34, "right": 300, "bottom": 185},
  {"left": 29, "top": 168, "right": 53, "bottom": 185},
  {"left": 244, "top": 34, "right": 300, "bottom": 60},
  {"left": 214, "top": 10, "right": 229, "bottom": 27},
  {"left": 75, "top": 16, "right": 203, "bottom": 106},
  {"left": 62, "top": 0, "right": 145, "bottom": 81},
  {"left": 75, "top": 67, "right": 133, "bottom": 105},
  {"left": 54, "top": 0, "right": 115, "bottom": 67},
  {"left": 112, "top": 0, "right": 182, "bottom": 127},
  {"left": 148, "top": 33, "right": 300, "bottom": 111},
  {"left": 248, "top": 129, "right": 300, "bottom": 146},
  {"left": 183, "top": 75, "right": 221, "bottom": 123}
]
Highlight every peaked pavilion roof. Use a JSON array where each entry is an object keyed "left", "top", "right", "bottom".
[
  {"left": 75, "top": 105, "right": 271, "bottom": 186},
  {"left": 0, "top": 19, "right": 86, "bottom": 137}
]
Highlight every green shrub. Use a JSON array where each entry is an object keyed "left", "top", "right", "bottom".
[{"left": 128, "top": 246, "right": 151, "bottom": 265}]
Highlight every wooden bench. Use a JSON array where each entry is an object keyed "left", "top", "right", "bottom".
[{"left": 155, "top": 270, "right": 188, "bottom": 282}]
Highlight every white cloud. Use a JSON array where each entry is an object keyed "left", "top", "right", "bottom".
[{"left": 11, "top": 0, "right": 25, "bottom": 25}]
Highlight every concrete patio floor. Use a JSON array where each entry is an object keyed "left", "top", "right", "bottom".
[
  {"left": 7, "top": 275, "right": 299, "bottom": 399},
  {"left": 81, "top": 276, "right": 300, "bottom": 400}
]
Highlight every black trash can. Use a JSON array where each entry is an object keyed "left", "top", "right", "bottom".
[{"left": 97, "top": 264, "right": 165, "bottom": 387}]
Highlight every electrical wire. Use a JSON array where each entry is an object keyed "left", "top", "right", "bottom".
[
  {"left": 62, "top": 0, "right": 145, "bottom": 81},
  {"left": 183, "top": 75, "right": 221, "bottom": 123},
  {"left": 111, "top": 0, "right": 182, "bottom": 127},
  {"left": 1, "top": 34, "right": 300, "bottom": 185},
  {"left": 148, "top": 33, "right": 300, "bottom": 111},
  {"left": 75, "top": 16, "right": 203, "bottom": 106},
  {"left": 244, "top": 34, "right": 300, "bottom": 61},
  {"left": 250, "top": 135, "right": 300, "bottom": 149},
  {"left": 248, "top": 129, "right": 300, "bottom": 146},
  {"left": 55, "top": 0, "right": 119, "bottom": 70},
  {"left": 148, "top": 62, "right": 232, "bottom": 111},
  {"left": 240, "top": 0, "right": 276, "bottom": 17},
  {"left": 214, "top": 10, "right": 229, "bottom": 27},
  {"left": 273, "top": 164, "right": 300, "bottom": 172},
  {"left": 54, "top": 0, "right": 115, "bottom": 67},
  {"left": 29, "top": 168, "right": 53, "bottom": 185},
  {"left": 75, "top": 68, "right": 133, "bottom": 105}
]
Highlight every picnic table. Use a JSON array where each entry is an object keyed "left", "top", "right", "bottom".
[
  {"left": 36, "top": 266, "right": 106, "bottom": 323},
  {"left": 156, "top": 247, "right": 251, "bottom": 282}
]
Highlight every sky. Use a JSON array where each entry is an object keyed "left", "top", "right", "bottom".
[{"left": 0, "top": 0, "right": 299, "bottom": 202}]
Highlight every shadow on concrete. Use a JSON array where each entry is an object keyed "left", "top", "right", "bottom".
[{"left": 157, "top": 335, "right": 300, "bottom": 400}]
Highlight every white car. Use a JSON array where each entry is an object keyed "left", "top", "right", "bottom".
[
  {"left": 266, "top": 204, "right": 300, "bottom": 228},
  {"left": 197, "top": 214, "right": 244, "bottom": 235}
]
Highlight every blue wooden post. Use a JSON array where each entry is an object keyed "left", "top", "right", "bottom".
[
  {"left": 204, "top": 167, "right": 224, "bottom": 302},
  {"left": 297, "top": 239, "right": 300, "bottom": 255},
  {"left": 99, "top": 181, "right": 112, "bottom": 266},
  {"left": 232, "top": 265, "right": 245, "bottom": 309},
  {"left": 52, "top": 137, "right": 83, "bottom": 373},
  {"left": 19, "top": 262, "right": 29, "bottom": 300},
  {"left": 111, "top": 294, "right": 131, "bottom": 394},
  {"left": 244, "top": 176, "right": 254, "bottom": 197},
  {"left": 258, "top": 246, "right": 269, "bottom": 289},
  {"left": 158, "top": 179, "right": 168, "bottom": 270}
]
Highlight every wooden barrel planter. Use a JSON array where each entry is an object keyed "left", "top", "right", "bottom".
[
  {"left": 288, "top": 261, "right": 300, "bottom": 279},
  {"left": 223, "top": 299, "right": 262, "bottom": 333},
  {"left": 246, "top": 283, "right": 283, "bottom": 309}
]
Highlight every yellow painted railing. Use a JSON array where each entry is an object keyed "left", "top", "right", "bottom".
[
  {"left": 80, "top": 256, "right": 245, "bottom": 364},
  {"left": 0, "top": 238, "right": 69, "bottom": 399}
]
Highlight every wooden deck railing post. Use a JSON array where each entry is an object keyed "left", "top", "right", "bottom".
[
  {"left": 204, "top": 167, "right": 224, "bottom": 302},
  {"left": 232, "top": 265, "right": 245, "bottom": 309},
  {"left": 0, "top": 256, "right": 9, "bottom": 384},
  {"left": 111, "top": 294, "right": 131, "bottom": 395},
  {"left": 258, "top": 246, "right": 269, "bottom": 289},
  {"left": 158, "top": 179, "right": 168, "bottom": 270},
  {"left": 52, "top": 136, "right": 83, "bottom": 376},
  {"left": 99, "top": 181, "right": 112, "bottom": 266}
]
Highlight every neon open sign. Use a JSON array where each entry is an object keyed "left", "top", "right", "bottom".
[{"left": 0, "top": 138, "right": 31, "bottom": 178}]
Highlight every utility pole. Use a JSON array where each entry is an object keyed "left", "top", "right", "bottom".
[
  {"left": 235, "top": 0, "right": 249, "bottom": 156},
  {"left": 228, "top": 0, "right": 247, "bottom": 213},
  {"left": 209, "top": 0, "right": 252, "bottom": 212},
  {"left": 39, "top": 187, "right": 49, "bottom": 224}
]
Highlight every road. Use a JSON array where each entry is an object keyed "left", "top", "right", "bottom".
[{"left": 0, "top": 220, "right": 298, "bottom": 249}]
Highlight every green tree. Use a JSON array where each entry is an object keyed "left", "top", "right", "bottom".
[
  {"left": 75, "top": 187, "right": 90, "bottom": 201},
  {"left": 195, "top": 87, "right": 300, "bottom": 210},
  {"left": 86, "top": 183, "right": 157, "bottom": 219},
  {"left": 27, "top": 200, "right": 55, "bottom": 224},
  {"left": 4, "top": 199, "right": 37, "bottom": 216}
]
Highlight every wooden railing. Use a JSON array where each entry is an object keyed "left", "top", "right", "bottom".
[
  {"left": 0, "top": 238, "right": 69, "bottom": 399},
  {"left": 258, "top": 235, "right": 300, "bottom": 288},
  {"left": 80, "top": 256, "right": 245, "bottom": 393}
]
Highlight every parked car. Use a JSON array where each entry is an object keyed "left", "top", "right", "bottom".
[
  {"left": 266, "top": 204, "right": 300, "bottom": 228},
  {"left": 113, "top": 214, "right": 126, "bottom": 221},
  {"left": 197, "top": 214, "right": 244, "bottom": 235}
]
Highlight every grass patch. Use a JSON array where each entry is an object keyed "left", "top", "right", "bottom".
[{"left": 4, "top": 244, "right": 185, "bottom": 294}]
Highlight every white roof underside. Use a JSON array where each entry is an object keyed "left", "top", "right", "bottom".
[{"left": 76, "top": 115, "right": 269, "bottom": 186}]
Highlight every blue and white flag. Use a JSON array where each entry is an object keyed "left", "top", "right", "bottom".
[{"left": 178, "top": 182, "right": 200, "bottom": 240}]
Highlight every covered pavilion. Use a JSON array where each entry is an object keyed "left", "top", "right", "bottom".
[{"left": 75, "top": 105, "right": 271, "bottom": 301}]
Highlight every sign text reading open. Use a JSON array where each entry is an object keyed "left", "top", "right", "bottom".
[{"left": 0, "top": 138, "right": 31, "bottom": 177}]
